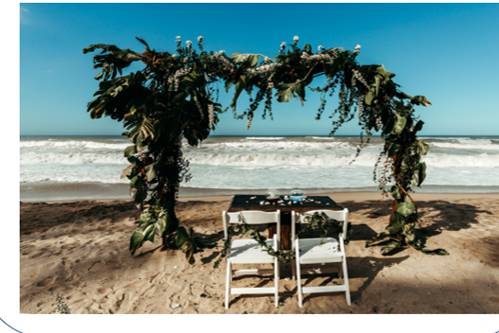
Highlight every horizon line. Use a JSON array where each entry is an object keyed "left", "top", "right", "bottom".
[{"left": 20, "top": 133, "right": 499, "bottom": 138}]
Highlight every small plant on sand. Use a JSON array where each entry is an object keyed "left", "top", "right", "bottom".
[
  {"left": 84, "top": 35, "right": 446, "bottom": 261},
  {"left": 54, "top": 295, "right": 71, "bottom": 314}
]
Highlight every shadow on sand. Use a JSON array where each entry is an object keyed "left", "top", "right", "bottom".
[
  {"left": 340, "top": 199, "right": 492, "bottom": 236},
  {"left": 226, "top": 255, "right": 409, "bottom": 307}
]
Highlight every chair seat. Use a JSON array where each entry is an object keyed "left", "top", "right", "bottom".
[
  {"left": 298, "top": 237, "right": 343, "bottom": 264},
  {"left": 229, "top": 238, "right": 275, "bottom": 264}
]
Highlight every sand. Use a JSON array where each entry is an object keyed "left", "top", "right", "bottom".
[{"left": 20, "top": 192, "right": 499, "bottom": 314}]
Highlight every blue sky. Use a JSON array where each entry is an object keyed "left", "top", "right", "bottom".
[{"left": 20, "top": 3, "right": 499, "bottom": 136}]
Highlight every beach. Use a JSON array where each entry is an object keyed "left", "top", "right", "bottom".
[{"left": 20, "top": 191, "right": 499, "bottom": 314}]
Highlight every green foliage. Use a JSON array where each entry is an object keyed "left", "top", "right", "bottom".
[
  {"left": 85, "top": 35, "right": 445, "bottom": 261},
  {"left": 175, "top": 226, "right": 198, "bottom": 264},
  {"left": 129, "top": 206, "right": 168, "bottom": 255},
  {"left": 84, "top": 36, "right": 226, "bottom": 260},
  {"left": 214, "top": 212, "right": 346, "bottom": 267},
  {"left": 392, "top": 113, "right": 407, "bottom": 135},
  {"left": 396, "top": 198, "right": 416, "bottom": 217}
]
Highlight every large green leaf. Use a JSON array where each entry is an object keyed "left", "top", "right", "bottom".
[
  {"left": 124, "top": 145, "right": 137, "bottom": 157},
  {"left": 396, "top": 200, "right": 416, "bottom": 217},
  {"left": 129, "top": 230, "right": 144, "bottom": 255},
  {"left": 365, "top": 90, "right": 375, "bottom": 106},
  {"left": 232, "top": 53, "right": 260, "bottom": 66},
  {"left": 230, "top": 79, "right": 245, "bottom": 109},
  {"left": 176, "top": 227, "right": 196, "bottom": 264},
  {"left": 143, "top": 223, "right": 156, "bottom": 242},
  {"left": 390, "top": 186, "right": 402, "bottom": 200},
  {"left": 375, "top": 66, "right": 395, "bottom": 85},
  {"left": 392, "top": 113, "right": 407, "bottom": 135},
  {"left": 381, "top": 240, "right": 405, "bottom": 256},
  {"left": 418, "top": 162, "right": 427, "bottom": 185},
  {"left": 145, "top": 165, "right": 156, "bottom": 182},
  {"left": 374, "top": 75, "right": 381, "bottom": 96},
  {"left": 411, "top": 95, "right": 431, "bottom": 107},
  {"left": 175, "top": 226, "right": 190, "bottom": 248},
  {"left": 132, "top": 181, "right": 147, "bottom": 204},
  {"left": 277, "top": 86, "right": 293, "bottom": 103},
  {"left": 135, "top": 36, "right": 151, "bottom": 51},
  {"left": 411, "top": 162, "right": 427, "bottom": 187},
  {"left": 157, "top": 214, "right": 167, "bottom": 235},
  {"left": 387, "top": 213, "right": 403, "bottom": 234},
  {"left": 416, "top": 140, "right": 430, "bottom": 155},
  {"left": 413, "top": 120, "right": 424, "bottom": 132}
]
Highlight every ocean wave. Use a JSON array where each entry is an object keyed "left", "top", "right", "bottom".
[
  {"left": 245, "top": 136, "right": 284, "bottom": 140},
  {"left": 20, "top": 136, "right": 499, "bottom": 188},
  {"left": 195, "top": 140, "right": 353, "bottom": 151},
  {"left": 21, "top": 139, "right": 129, "bottom": 150},
  {"left": 430, "top": 138, "right": 499, "bottom": 151},
  {"left": 306, "top": 136, "right": 336, "bottom": 140},
  {"left": 21, "top": 151, "right": 126, "bottom": 165},
  {"left": 424, "top": 153, "right": 499, "bottom": 168}
]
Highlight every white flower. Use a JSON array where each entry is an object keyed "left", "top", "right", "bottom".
[
  {"left": 176, "top": 36, "right": 181, "bottom": 42},
  {"left": 293, "top": 35, "right": 299, "bottom": 43},
  {"left": 264, "top": 56, "right": 271, "bottom": 63},
  {"left": 317, "top": 45, "right": 324, "bottom": 52},
  {"left": 197, "top": 35, "right": 204, "bottom": 43},
  {"left": 354, "top": 44, "right": 361, "bottom": 52},
  {"left": 280, "top": 42, "right": 286, "bottom": 50},
  {"left": 186, "top": 40, "right": 192, "bottom": 48}
]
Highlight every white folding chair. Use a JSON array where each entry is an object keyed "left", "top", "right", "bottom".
[
  {"left": 222, "top": 210, "right": 281, "bottom": 309},
  {"left": 292, "top": 208, "right": 351, "bottom": 307}
]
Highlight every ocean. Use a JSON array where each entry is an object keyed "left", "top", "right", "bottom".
[{"left": 20, "top": 135, "right": 499, "bottom": 201}]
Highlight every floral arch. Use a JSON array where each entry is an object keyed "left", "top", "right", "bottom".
[{"left": 84, "top": 35, "right": 446, "bottom": 262}]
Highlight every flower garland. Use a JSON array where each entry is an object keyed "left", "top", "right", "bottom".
[
  {"left": 84, "top": 35, "right": 446, "bottom": 261},
  {"left": 213, "top": 212, "right": 346, "bottom": 267}
]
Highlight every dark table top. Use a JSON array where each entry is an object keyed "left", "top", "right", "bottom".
[{"left": 228, "top": 194, "right": 342, "bottom": 214}]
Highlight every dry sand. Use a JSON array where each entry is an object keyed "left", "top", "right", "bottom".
[{"left": 20, "top": 192, "right": 499, "bottom": 314}]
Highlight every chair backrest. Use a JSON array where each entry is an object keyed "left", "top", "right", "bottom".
[
  {"left": 292, "top": 208, "right": 349, "bottom": 241},
  {"left": 222, "top": 210, "right": 280, "bottom": 241}
]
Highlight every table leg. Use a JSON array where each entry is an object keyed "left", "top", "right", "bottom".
[
  {"left": 268, "top": 211, "right": 292, "bottom": 278},
  {"left": 268, "top": 211, "right": 291, "bottom": 250}
]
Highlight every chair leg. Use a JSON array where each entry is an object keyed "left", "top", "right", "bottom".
[
  {"left": 225, "top": 261, "right": 232, "bottom": 309},
  {"left": 342, "top": 256, "right": 351, "bottom": 306},
  {"left": 295, "top": 259, "right": 303, "bottom": 307},
  {"left": 291, "top": 259, "right": 296, "bottom": 280},
  {"left": 274, "top": 259, "right": 279, "bottom": 307}
]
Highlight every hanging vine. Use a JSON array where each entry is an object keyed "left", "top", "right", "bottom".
[
  {"left": 84, "top": 35, "right": 446, "bottom": 261},
  {"left": 214, "top": 212, "right": 346, "bottom": 268}
]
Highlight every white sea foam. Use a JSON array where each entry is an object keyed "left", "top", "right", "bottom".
[
  {"left": 429, "top": 138, "right": 499, "bottom": 151},
  {"left": 306, "top": 136, "right": 337, "bottom": 140},
  {"left": 20, "top": 136, "right": 499, "bottom": 189},
  {"left": 245, "top": 136, "right": 284, "bottom": 140},
  {"left": 21, "top": 139, "right": 129, "bottom": 150}
]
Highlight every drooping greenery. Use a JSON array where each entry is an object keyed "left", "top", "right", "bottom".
[
  {"left": 84, "top": 35, "right": 446, "bottom": 261},
  {"left": 214, "top": 212, "right": 347, "bottom": 267}
]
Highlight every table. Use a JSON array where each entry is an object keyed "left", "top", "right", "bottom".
[{"left": 228, "top": 194, "right": 342, "bottom": 250}]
